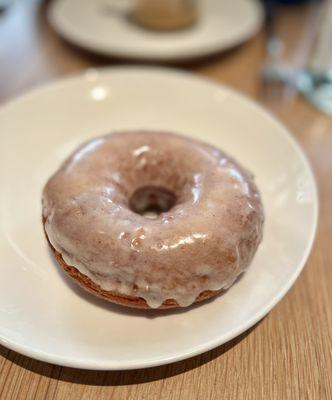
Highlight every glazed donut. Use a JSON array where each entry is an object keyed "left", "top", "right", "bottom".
[{"left": 42, "top": 131, "right": 264, "bottom": 309}]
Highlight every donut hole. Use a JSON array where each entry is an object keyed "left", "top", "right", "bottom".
[{"left": 129, "top": 186, "right": 177, "bottom": 219}]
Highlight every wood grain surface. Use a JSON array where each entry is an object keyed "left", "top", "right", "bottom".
[{"left": 0, "top": 1, "right": 331, "bottom": 399}]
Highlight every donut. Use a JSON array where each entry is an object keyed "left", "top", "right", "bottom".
[
  {"left": 42, "top": 131, "right": 264, "bottom": 309},
  {"left": 132, "top": 0, "right": 198, "bottom": 31}
]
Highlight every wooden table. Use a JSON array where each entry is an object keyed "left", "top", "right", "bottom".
[{"left": 0, "top": 1, "right": 331, "bottom": 399}]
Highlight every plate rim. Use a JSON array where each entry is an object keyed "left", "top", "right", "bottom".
[
  {"left": 0, "top": 66, "right": 319, "bottom": 370},
  {"left": 47, "top": 0, "right": 263, "bottom": 62}
]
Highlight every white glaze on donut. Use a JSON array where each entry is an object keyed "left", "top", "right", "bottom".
[{"left": 43, "top": 131, "right": 264, "bottom": 308}]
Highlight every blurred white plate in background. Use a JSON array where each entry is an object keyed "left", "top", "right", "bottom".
[
  {"left": 0, "top": 67, "right": 317, "bottom": 370},
  {"left": 48, "top": 0, "right": 263, "bottom": 61}
]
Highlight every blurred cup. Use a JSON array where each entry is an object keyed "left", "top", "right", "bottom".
[{"left": 132, "top": 0, "right": 198, "bottom": 31}]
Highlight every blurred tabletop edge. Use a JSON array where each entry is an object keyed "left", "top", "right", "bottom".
[{"left": 0, "top": 1, "right": 331, "bottom": 400}]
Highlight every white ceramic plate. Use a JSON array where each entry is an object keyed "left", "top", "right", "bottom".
[
  {"left": 48, "top": 0, "right": 263, "bottom": 61},
  {"left": 0, "top": 67, "right": 317, "bottom": 370}
]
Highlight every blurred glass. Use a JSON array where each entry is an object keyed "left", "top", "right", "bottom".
[
  {"left": 132, "top": 0, "right": 198, "bottom": 31},
  {"left": 298, "top": 0, "right": 332, "bottom": 114}
]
